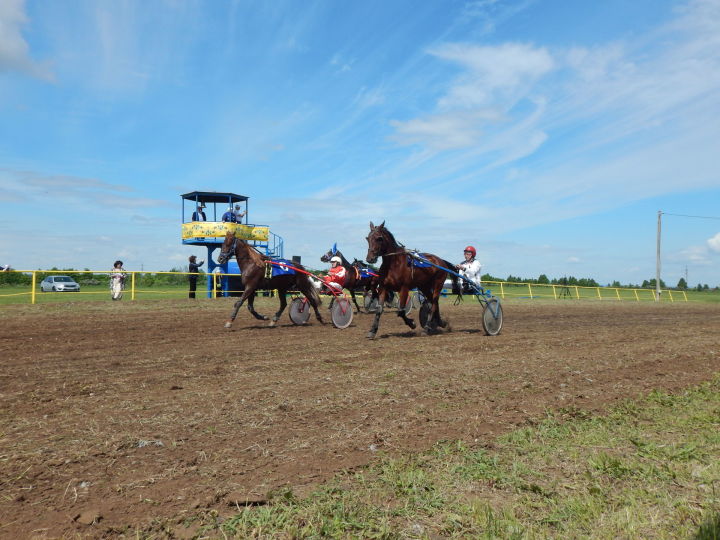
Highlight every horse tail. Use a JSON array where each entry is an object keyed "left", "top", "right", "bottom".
[
  {"left": 296, "top": 269, "right": 323, "bottom": 306},
  {"left": 441, "top": 258, "right": 462, "bottom": 297}
]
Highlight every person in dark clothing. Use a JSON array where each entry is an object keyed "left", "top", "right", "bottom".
[
  {"left": 191, "top": 206, "right": 206, "bottom": 221},
  {"left": 188, "top": 255, "right": 204, "bottom": 298}
]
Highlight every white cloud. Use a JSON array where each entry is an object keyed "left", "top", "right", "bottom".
[
  {"left": 430, "top": 42, "right": 554, "bottom": 108},
  {"left": 0, "top": 0, "right": 53, "bottom": 80},
  {"left": 708, "top": 232, "right": 720, "bottom": 253}
]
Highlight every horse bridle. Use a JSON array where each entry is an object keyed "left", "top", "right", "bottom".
[{"left": 217, "top": 236, "right": 238, "bottom": 264}]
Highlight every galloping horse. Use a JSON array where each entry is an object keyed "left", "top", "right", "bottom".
[
  {"left": 365, "top": 221, "right": 458, "bottom": 339},
  {"left": 319, "top": 245, "right": 366, "bottom": 312},
  {"left": 217, "top": 231, "right": 324, "bottom": 328}
]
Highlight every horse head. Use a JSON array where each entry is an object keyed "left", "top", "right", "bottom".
[
  {"left": 320, "top": 243, "right": 339, "bottom": 263},
  {"left": 365, "top": 221, "right": 389, "bottom": 264},
  {"left": 217, "top": 231, "right": 237, "bottom": 264}
]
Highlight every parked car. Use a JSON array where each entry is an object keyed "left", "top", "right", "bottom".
[{"left": 40, "top": 275, "right": 81, "bottom": 292}]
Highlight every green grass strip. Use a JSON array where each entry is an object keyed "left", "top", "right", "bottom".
[{"left": 195, "top": 376, "right": 720, "bottom": 539}]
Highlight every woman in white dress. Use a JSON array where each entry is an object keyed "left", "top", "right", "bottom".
[{"left": 109, "top": 260, "right": 126, "bottom": 301}]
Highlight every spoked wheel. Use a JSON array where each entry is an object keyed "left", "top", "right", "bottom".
[
  {"left": 289, "top": 297, "right": 311, "bottom": 325},
  {"left": 481, "top": 298, "right": 503, "bottom": 336},
  {"left": 364, "top": 292, "right": 379, "bottom": 313},
  {"left": 330, "top": 297, "right": 354, "bottom": 329}
]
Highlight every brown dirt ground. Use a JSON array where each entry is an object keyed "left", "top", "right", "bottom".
[{"left": 0, "top": 298, "right": 719, "bottom": 538}]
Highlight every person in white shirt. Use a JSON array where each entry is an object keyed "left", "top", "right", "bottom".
[
  {"left": 233, "top": 204, "right": 246, "bottom": 223},
  {"left": 457, "top": 245, "right": 481, "bottom": 291}
]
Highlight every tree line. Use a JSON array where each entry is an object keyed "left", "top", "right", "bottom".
[{"left": 0, "top": 268, "right": 716, "bottom": 292}]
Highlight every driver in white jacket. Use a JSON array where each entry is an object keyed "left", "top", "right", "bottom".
[{"left": 457, "top": 245, "right": 481, "bottom": 290}]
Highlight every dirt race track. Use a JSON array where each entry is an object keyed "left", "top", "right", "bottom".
[{"left": 1, "top": 298, "right": 719, "bottom": 538}]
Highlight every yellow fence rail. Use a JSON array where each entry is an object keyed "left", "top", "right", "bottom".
[{"left": 0, "top": 270, "right": 690, "bottom": 305}]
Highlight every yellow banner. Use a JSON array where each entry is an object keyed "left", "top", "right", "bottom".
[{"left": 182, "top": 222, "right": 269, "bottom": 241}]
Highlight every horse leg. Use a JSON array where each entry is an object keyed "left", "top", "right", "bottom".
[
  {"left": 269, "top": 289, "right": 288, "bottom": 326},
  {"left": 349, "top": 289, "right": 362, "bottom": 313},
  {"left": 367, "top": 303, "right": 384, "bottom": 339},
  {"left": 395, "top": 288, "right": 416, "bottom": 329},
  {"left": 246, "top": 292, "right": 268, "bottom": 321},
  {"left": 225, "top": 289, "right": 254, "bottom": 328}
]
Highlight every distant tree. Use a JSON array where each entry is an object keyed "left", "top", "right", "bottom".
[
  {"left": 703, "top": 284, "right": 709, "bottom": 290},
  {"left": 537, "top": 274, "right": 549, "bottom": 284},
  {"left": 676, "top": 278, "right": 688, "bottom": 290},
  {"left": 611, "top": 280, "right": 622, "bottom": 288}
]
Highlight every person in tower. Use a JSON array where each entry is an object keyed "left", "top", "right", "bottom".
[
  {"left": 324, "top": 256, "right": 346, "bottom": 293},
  {"left": 221, "top": 206, "right": 237, "bottom": 223},
  {"left": 191, "top": 206, "right": 206, "bottom": 221}
]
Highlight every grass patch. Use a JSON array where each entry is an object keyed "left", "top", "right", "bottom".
[{"left": 194, "top": 377, "right": 720, "bottom": 538}]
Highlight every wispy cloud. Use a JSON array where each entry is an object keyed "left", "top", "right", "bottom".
[
  {"left": 0, "top": 169, "right": 170, "bottom": 210},
  {"left": 0, "top": 0, "right": 53, "bottom": 80}
]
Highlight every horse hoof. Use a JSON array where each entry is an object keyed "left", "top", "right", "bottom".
[
  {"left": 408, "top": 321, "right": 416, "bottom": 329},
  {"left": 224, "top": 321, "right": 233, "bottom": 329},
  {"left": 268, "top": 320, "right": 276, "bottom": 327},
  {"left": 366, "top": 331, "right": 376, "bottom": 339},
  {"left": 262, "top": 316, "right": 269, "bottom": 321}
]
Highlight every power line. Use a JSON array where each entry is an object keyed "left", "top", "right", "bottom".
[{"left": 662, "top": 212, "right": 720, "bottom": 220}]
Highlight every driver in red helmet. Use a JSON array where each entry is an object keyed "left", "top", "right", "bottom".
[{"left": 457, "top": 246, "right": 482, "bottom": 291}]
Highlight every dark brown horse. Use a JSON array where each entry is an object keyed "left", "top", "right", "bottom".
[
  {"left": 319, "top": 245, "right": 367, "bottom": 312},
  {"left": 217, "top": 231, "right": 324, "bottom": 328},
  {"left": 365, "top": 221, "right": 458, "bottom": 339}
]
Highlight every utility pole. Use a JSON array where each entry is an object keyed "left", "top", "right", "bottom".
[{"left": 656, "top": 210, "right": 662, "bottom": 301}]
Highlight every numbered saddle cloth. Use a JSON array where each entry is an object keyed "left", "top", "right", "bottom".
[
  {"left": 359, "top": 268, "right": 376, "bottom": 279},
  {"left": 268, "top": 259, "right": 296, "bottom": 277},
  {"left": 406, "top": 253, "right": 433, "bottom": 268}
]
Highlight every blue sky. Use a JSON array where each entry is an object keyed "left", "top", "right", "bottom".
[{"left": 1, "top": 0, "right": 719, "bottom": 287}]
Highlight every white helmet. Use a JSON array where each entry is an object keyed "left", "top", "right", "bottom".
[{"left": 330, "top": 256, "right": 342, "bottom": 264}]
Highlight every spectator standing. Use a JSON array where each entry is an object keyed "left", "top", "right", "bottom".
[
  {"left": 191, "top": 206, "right": 206, "bottom": 221},
  {"left": 109, "top": 260, "right": 126, "bottom": 301},
  {"left": 221, "top": 206, "right": 236, "bottom": 223},
  {"left": 188, "top": 255, "right": 204, "bottom": 299},
  {"left": 233, "top": 204, "right": 246, "bottom": 223}
]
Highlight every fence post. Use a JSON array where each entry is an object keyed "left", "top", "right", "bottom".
[
  {"left": 131, "top": 272, "right": 136, "bottom": 300},
  {"left": 596, "top": 287, "right": 602, "bottom": 300},
  {"left": 575, "top": 286, "right": 580, "bottom": 299},
  {"left": 500, "top": 282, "right": 505, "bottom": 299},
  {"left": 31, "top": 271, "right": 36, "bottom": 305},
  {"left": 633, "top": 289, "right": 639, "bottom": 301},
  {"left": 552, "top": 285, "right": 557, "bottom": 300},
  {"left": 615, "top": 288, "right": 621, "bottom": 300},
  {"left": 667, "top": 290, "right": 674, "bottom": 303},
  {"left": 528, "top": 283, "right": 533, "bottom": 299}
]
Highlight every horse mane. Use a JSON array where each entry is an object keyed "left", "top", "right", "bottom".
[
  {"left": 231, "top": 233, "right": 266, "bottom": 266},
  {"left": 371, "top": 223, "right": 402, "bottom": 255}
]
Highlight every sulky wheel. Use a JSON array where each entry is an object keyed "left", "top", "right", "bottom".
[
  {"left": 289, "top": 297, "right": 311, "bottom": 325},
  {"left": 481, "top": 298, "right": 503, "bottom": 336},
  {"left": 330, "top": 297, "right": 354, "bottom": 329},
  {"left": 363, "top": 291, "right": 379, "bottom": 313}
]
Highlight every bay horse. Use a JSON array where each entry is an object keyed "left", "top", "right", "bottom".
[
  {"left": 319, "top": 245, "right": 367, "bottom": 312},
  {"left": 365, "top": 221, "right": 458, "bottom": 339},
  {"left": 217, "top": 231, "right": 324, "bottom": 328}
]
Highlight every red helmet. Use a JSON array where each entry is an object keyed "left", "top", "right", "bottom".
[{"left": 464, "top": 246, "right": 476, "bottom": 257}]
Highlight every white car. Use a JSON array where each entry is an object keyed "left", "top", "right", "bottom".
[{"left": 40, "top": 275, "right": 81, "bottom": 292}]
